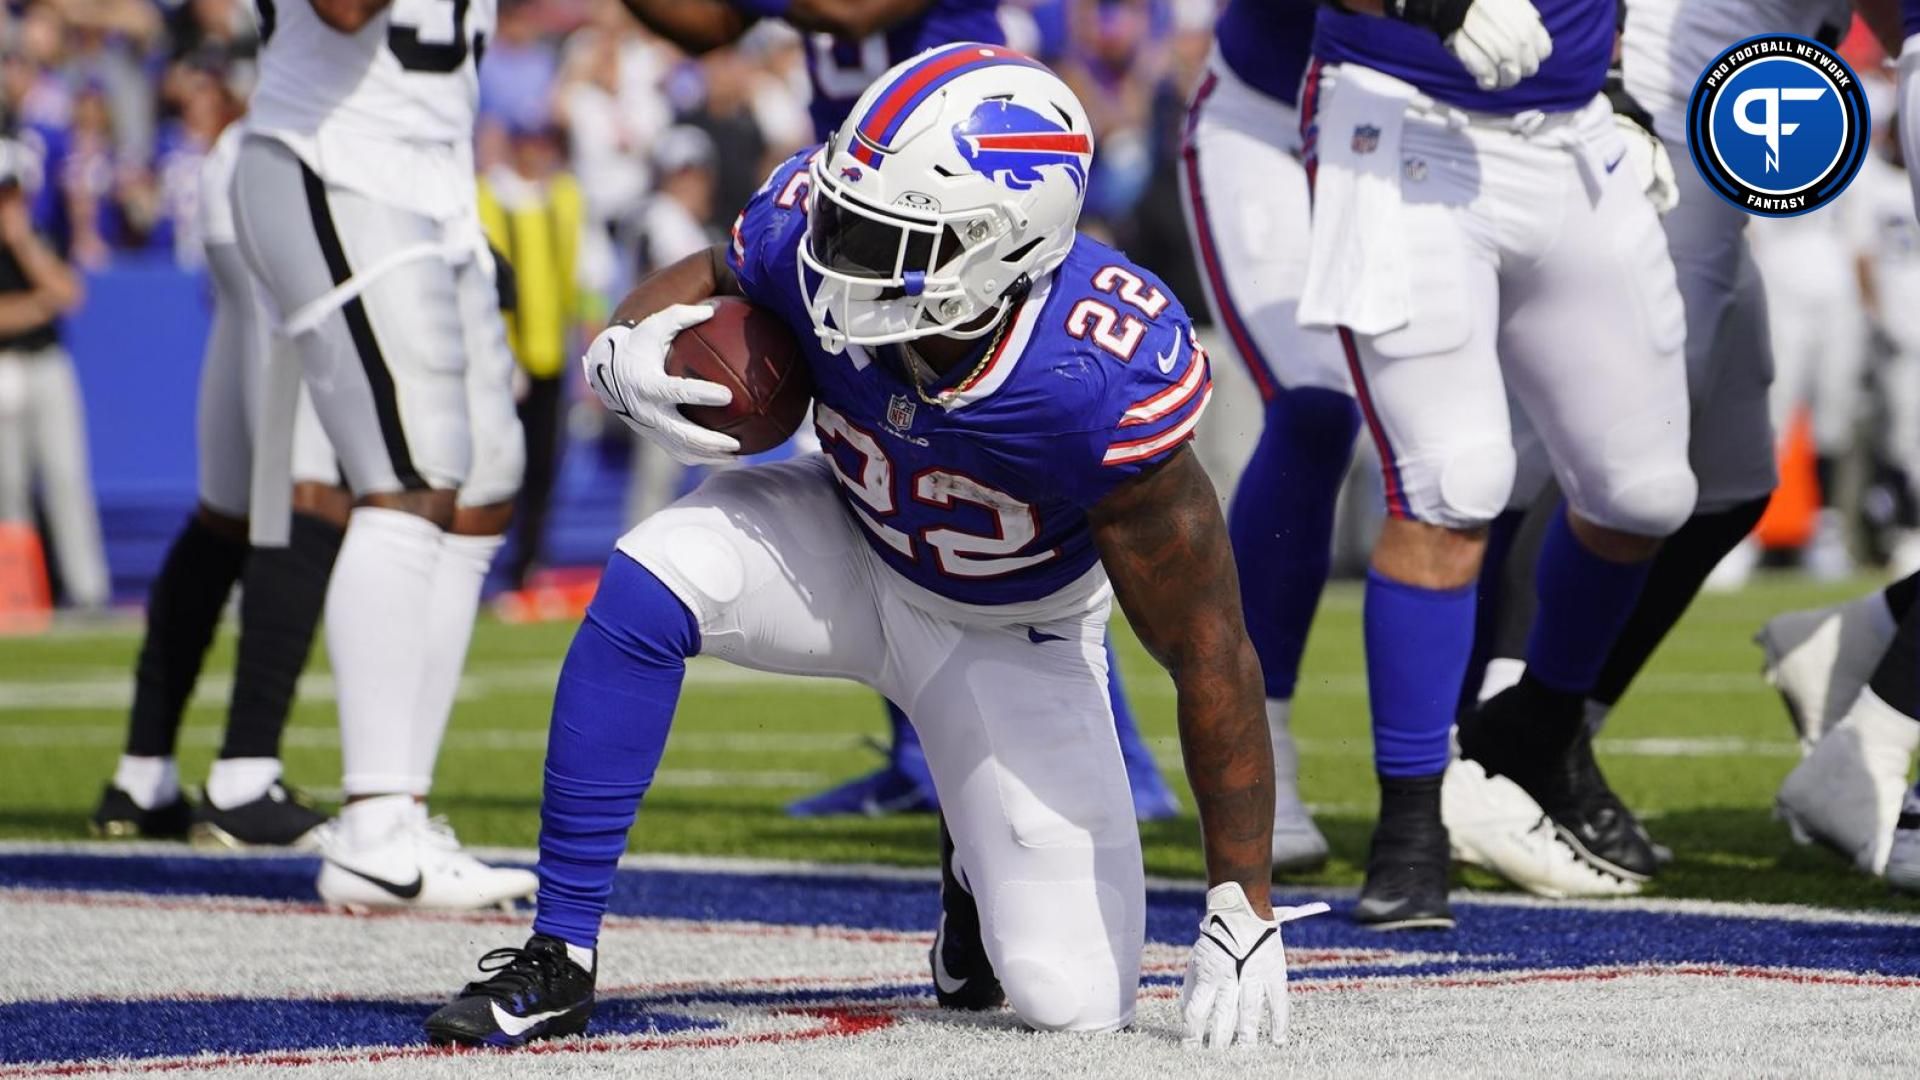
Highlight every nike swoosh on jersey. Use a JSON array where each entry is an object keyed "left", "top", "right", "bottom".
[
  {"left": 1605, "top": 151, "right": 1626, "bottom": 174},
  {"left": 490, "top": 1000, "right": 573, "bottom": 1038},
  {"left": 1026, "top": 626, "right": 1067, "bottom": 644},
  {"left": 333, "top": 862, "right": 424, "bottom": 900},
  {"left": 1154, "top": 334, "right": 1181, "bottom": 374},
  {"left": 932, "top": 914, "right": 970, "bottom": 994}
]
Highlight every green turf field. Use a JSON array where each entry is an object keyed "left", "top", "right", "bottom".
[{"left": 4, "top": 573, "right": 1915, "bottom": 913}]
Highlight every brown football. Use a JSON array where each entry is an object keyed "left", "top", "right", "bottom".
[{"left": 664, "top": 297, "right": 814, "bottom": 455}]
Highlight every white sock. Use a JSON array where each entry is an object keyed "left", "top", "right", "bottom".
[
  {"left": 1849, "top": 688, "right": 1920, "bottom": 749},
  {"left": 1265, "top": 698, "right": 1298, "bottom": 779},
  {"left": 406, "top": 531, "right": 504, "bottom": 796},
  {"left": 113, "top": 755, "right": 179, "bottom": 810},
  {"left": 565, "top": 942, "right": 596, "bottom": 972},
  {"left": 340, "top": 793, "right": 416, "bottom": 850},
  {"left": 330, "top": 506, "right": 444, "bottom": 797},
  {"left": 1479, "top": 657, "right": 1527, "bottom": 703},
  {"left": 205, "top": 757, "right": 283, "bottom": 810}
]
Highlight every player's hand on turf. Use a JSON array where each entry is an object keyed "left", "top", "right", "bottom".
[
  {"left": 1179, "top": 883, "right": 1328, "bottom": 1049},
  {"left": 1446, "top": 0, "right": 1552, "bottom": 91},
  {"left": 583, "top": 304, "right": 740, "bottom": 466},
  {"left": 1611, "top": 113, "right": 1679, "bottom": 215}
]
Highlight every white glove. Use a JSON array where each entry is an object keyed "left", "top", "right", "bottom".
[
  {"left": 1446, "top": 0, "right": 1552, "bottom": 91},
  {"left": 1611, "top": 113, "right": 1679, "bottom": 216},
  {"left": 583, "top": 304, "right": 740, "bottom": 466},
  {"left": 1179, "top": 883, "right": 1329, "bottom": 1049}
]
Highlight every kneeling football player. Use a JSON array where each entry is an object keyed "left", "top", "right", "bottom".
[{"left": 427, "top": 46, "right": 1323, "bottom": 1047}]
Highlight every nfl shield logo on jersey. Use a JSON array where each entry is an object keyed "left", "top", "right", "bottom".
[
  {"left": 887, "top": 393, "right": 917, "bottom": 432},
  {"left": 1351, "top": 124, "right": 1381, "bottom": 155}
]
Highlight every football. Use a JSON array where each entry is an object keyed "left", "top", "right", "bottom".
[{"left": 664, "top": 297, "right": 814, "bottom": 455}]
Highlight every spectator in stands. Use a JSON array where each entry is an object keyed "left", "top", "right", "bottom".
[
  {"left": 557, "top": 3, "right": 673, "bottom": 295},
  {"left": 625, "top": 125, "right": 716, "bottom": 526},
  {"left": 152, "top": 54, "right": 241, "bottom": 267},
  {"left": 1057, "top": 0, "right": 1163, "bottom": 239},
  {"left": 479, "top": 120, "right": 587, "bottom": 589},
  {"left": 480, "top": 0, "right": 560, "bottom": 141},
  {"left": 0, "top": 136, "right": 108, "bottom": 611}
]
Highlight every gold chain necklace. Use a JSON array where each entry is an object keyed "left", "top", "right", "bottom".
[{"left": 908, "top": 313, "right": 1014, "bottom": 407}]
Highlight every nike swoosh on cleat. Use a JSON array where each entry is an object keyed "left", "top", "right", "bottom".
[
  {"left": 931, "top": 914, "right": 969, "bottom": 994},
  {"left": 333, "top": 863, "right": 424, "bottom": 900},
  {"left": 490, "top": 1001, "right": 571, "bottom": 1039},
  {"left": 1026, "top": 626, "right": 1067, "bottom": 644}
]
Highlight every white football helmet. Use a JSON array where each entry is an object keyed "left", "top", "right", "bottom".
[{"left": 797, "top": 43, "right": 1094, "bottom": 354}]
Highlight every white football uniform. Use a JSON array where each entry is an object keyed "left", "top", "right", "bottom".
[
  {"left": 1751, "top": 203, "right": 1867, "bottom": 458},
  {"left": 232, "top": 0, "right": 521, "bottom": 506},
  {"left": 1848, "top": 151, "right": 1920, "bottom": 480},
  {"left": 1179, "top": 49, "right": 1349, "bottom": 402},
  {"left": 1299, "top": 63, "right": 1695, "bottom": 535},
  {"left": 1621, "top": 0, "right": 1853, "bottom": 511},
  {"left": 1903, "top": 33, "right": 1920, "bottom": 214},
  {"left": 196, "top": 123, "right": 338, "bottom": 519}
]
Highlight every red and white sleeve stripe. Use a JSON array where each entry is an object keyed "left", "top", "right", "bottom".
[{"left": 1103, "top": 339, "right": 1212, "bottom": 466}]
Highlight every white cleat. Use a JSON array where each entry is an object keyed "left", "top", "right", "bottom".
[
  {"left": 316, "top": 812, "right": 538, "bottom": 912},
  {"left": 1775, "top": 691, "right": 1920, "bottom": 875},
  {"left": 1886, "top": 787, "right": 1920, "bottom": 894},
  {"left": 1267, "top": 700, "right": 1328, "bottom": 874},
  {"left": 1756, "top": 593, "right": 1896, "bottom": 751},
  {"left": 1442, "top": 757, "right": 1640, "bottom": 899}
]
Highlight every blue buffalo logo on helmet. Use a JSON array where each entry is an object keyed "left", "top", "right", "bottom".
[{"left": 951, "top": 100, "right": 1091, "bottom": 193}]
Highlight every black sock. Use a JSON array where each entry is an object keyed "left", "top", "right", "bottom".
[
  {"left": 1815, "top": 455, "right": 1840, "bottom": 506},
  {"left": 1886, "top": 572, "right": 1920, "bottom": 624},
  {"left": 1589, "top": 495, "right": 1770, "bottom": 707},
  {"left": 1373, "top": 772, "right": 1445, "bottom": 855},
  {"left": 125, "top": 515, "right": 249, "bottom": 757},
  {"left": 220, "top": 513, "right": 343, "bottom": 760},
  {"left": 1867, "top": 600, "right": 1920, "bottom": 720}
]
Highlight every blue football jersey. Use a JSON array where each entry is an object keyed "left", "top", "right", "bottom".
[
  {"left": 1314, "top": 0, "right": 1614, "bottom": 114},
  {"left": 727, "top": 149, "right": 1212, "bottom": 607},
  {"left": 802, "top": 1, "right": 1006, "bottom": 142},
  {"left": 1216, "top": 0, "right": 1317, "bottom": 107}
]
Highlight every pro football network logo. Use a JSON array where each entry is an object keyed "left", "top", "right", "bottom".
[{"left": 1686, "top": 33, "right": 1869, "bottom": 217}]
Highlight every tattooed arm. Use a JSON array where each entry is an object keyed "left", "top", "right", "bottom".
[{"left": 1089, "top": 446, "right": 1275, "bottom": 917}]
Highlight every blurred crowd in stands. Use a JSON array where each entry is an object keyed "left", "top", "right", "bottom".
[{"left": 0, "top": 0, "right": 1218, "bottom": 299}]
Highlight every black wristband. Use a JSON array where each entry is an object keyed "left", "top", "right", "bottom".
[
  {"left": 1604, "top": 68, "right": 1657, "bottom": 137},
  {"left": 1385, "top": 0, "right": 1473, "bottom": 38}
]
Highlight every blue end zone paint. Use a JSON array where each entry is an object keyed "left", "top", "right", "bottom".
[
  {"left": 0, "top": 997, "right": 720, "bottom": 1065},
  {"left": 4, "top": 851, "right": 1917, "bottom": 1066}
]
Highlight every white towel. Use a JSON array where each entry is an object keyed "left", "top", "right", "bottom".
[{"left": 1297, "top": 65, "right": 1420, "bottom": 336}]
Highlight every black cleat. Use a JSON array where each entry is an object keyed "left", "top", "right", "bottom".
[
  {"left": 1355, "top": 775, "right": 1454, "bottom": 931},
  {"left": 89, "top": 784, "right": 192, "bottom": 840},
  {"left": 425, "top": 934, "right": 595, "bottom": 1048},
  {"left": 930, "top": 818, "right": 1004, "bottom": 1011},
  {"left": 1461, "top": 678, "right": 1658, "bottom": 882},
  {"left": 192, "top": 784, "right": 329, "bottom": 850}
]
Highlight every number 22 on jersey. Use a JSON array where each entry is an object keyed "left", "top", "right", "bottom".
[{"left": 814, "top": 403, "right": 1057, "bottom": 580}]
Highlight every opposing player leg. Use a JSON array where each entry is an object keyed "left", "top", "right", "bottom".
[
  {"left": 232, "top": 137, "right": 530, "bottom": 908},
  {"left": 1461, "top": 118, "right": 1696, "bottom": 885},
  {"left": 899, "top": 607, "right": 1144, "bottom": 1032},
  {"left": 1181, "top": 59, "right": 1358, "bottom": 872},
  {"left": 426, "top": 456, "right": 892, "bottom": 1046}
]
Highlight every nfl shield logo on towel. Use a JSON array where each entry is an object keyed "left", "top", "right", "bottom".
[
  {"left": 887, "top": 393, "right": 917, "bottom": 432},
  {"left": 1351, "top": 124, "right": 1380, "bottom": 155}
]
